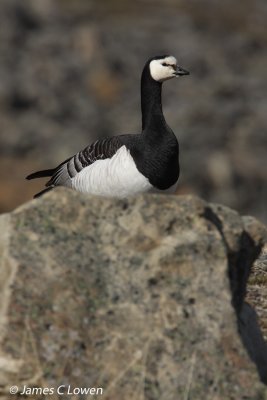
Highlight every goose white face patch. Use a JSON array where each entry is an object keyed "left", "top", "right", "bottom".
[{"left": 149, "top": 56, "right": 178, "bottom": 82}]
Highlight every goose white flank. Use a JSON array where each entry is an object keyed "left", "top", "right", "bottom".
[{"left": 26, "top": 55, "right": 189, "bottom": 198}]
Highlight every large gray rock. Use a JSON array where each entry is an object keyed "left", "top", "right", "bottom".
[{"left": 0, "top": 189, "right": 267, "bottom": 399}]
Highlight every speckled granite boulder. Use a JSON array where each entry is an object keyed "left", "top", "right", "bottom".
[{"left": 0, "top": 189, "right": 267, "bottom": 399}]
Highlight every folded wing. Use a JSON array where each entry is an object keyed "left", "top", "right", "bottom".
[{"left": 26, "top": 136, "right": 124, "bottom": 198}]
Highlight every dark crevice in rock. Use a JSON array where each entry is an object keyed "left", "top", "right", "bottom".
[
  {"left": 203, "top": 206, "right": 267, "bottom": 384},
  {"left": 239, "top": 303, "right": 267, "bottom": 384}
]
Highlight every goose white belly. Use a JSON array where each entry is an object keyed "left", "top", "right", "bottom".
[{"left": 71, "top": 145, "right": 153, "bottom": 198}]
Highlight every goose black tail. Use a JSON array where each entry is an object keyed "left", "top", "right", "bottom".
[
  {"left": 33, "top": 186, "right": 54, "bottom": 198},
  {"left": 26, "top": 168, "right": 55, "bottom": 180}
]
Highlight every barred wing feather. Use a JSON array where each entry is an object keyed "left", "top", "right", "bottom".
[{"left": 46, "top": 136, "right": 123, "bottom": 188}]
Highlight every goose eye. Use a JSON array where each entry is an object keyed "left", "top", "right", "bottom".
[{"left": 162, "top": 62, "right": 168, "bottom": 67}]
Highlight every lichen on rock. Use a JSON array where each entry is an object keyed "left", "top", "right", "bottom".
[{"left": 0, "top": 189, "right": 266, "bottom": 399}]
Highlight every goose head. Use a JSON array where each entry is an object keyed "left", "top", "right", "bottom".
[{"left": 149, "top": 55, "right": 189, "bottom": 82}]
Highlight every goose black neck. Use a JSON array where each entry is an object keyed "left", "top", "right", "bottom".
[{"left": 141, "top": 67, "right": 165, "bottom": 132}]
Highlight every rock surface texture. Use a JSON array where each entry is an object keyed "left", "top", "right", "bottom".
[{"left": 0, "top": 189, "right": 267, "bottom": 399}]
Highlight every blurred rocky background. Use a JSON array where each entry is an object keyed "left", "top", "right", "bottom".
[{"left": 0, "top": 0, "right": 266, "bottom": 221}]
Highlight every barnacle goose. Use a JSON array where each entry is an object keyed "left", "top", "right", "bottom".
[{"left": 26, "top": 55, "right": 189, "bottom": 198}]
